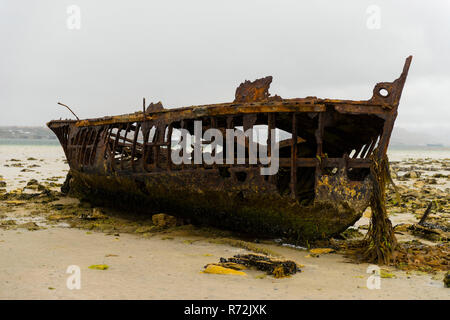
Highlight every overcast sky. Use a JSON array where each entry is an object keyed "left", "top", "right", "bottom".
[{"left": 1, "top": 0, "right": 449, "bottom": 141}]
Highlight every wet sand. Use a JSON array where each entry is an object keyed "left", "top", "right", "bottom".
[{"left": 0, "top": 145, "right": 449, "bottom": 299}]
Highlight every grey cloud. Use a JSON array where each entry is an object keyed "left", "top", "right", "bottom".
[{"left": 0, "top": 0, "right": 449, "bottom": 143}]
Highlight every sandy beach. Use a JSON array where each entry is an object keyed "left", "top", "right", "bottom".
[
  {"left": 0, "top": 145, "right": 449, "bottom": 299},
  {"left": 1, "top": 227, "right": 448, "bottom": 300}
]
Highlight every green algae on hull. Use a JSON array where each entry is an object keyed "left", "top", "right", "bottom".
[{"left": 67, "top": 170, "right": 363, "bottom": 242}]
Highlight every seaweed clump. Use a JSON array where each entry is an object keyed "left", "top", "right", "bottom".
[
  {"left": 363, "top": 154, "right": 397, "bottom": 265},
  {"left": 393, "top": 241, "right": 449, "bottom": 272},
  {"left": 213, "top": 253, "right": 300, "bottom": 278}
]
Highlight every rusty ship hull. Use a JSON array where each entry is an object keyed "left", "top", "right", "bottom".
[{"left": 48, "top": 56, "right": 412, "bottom": 241}]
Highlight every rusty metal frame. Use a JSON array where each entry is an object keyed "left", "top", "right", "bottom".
[{"left": 47, "top": 56, "right": 412, "bottom": 238}]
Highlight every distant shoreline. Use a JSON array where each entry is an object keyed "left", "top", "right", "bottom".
[
  {"left": 0, "top": 138, "right": 448, "bottom": 149},
  {"left": 0, "top": 138, "right": 59, "bottom": 146},
  {"left": 389, "top": 145, "right": 450, "bottom": 150}
]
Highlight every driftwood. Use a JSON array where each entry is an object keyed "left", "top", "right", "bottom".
[
  {"left": 418, "top": 201, "right": 433, "bottom": 226},
  {"left": 407, "top": 201, "right": 449, "bottom": 242},
  {"left": 208, "top": 253, "right": 300, "bottom": 278},
  {"left": 407, "top": 224, "right": 449, "bottom": 242}
]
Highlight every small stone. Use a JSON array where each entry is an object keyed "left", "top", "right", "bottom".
[
  {"left": 405, "top": 171, "right": 420, "bottom": 179},
  {"left": 79, "top": 208, "right": 107, "bottom": 220},
  {"left": 444, "top": 272, "right": 450, "bottom": 288},
  {"left": 26, "top": 179, "right": 39, "bottom": 186},
  {"left": 152, "top": 213, "right": 177, "bottom": 228},
  {"left": 424, "top": 178, "right": 437, "bottom": 185},
  {"left": 413, "top": 181, "right": 426, "bottom": 189},
  {"left": 47, "top": 214, "right": 73, "bottom": 221},
  {"left": 1, "top": 220, "right": 16, "bottom": 226},
  {"left": 92, "top": 208, "right": 107, "bottom": 219},
  {"left": 18, "top": 222, "right": 40, "bottom": 231},
  {"left": 135, "top": 226, "right": 155, "bottom": 233}
]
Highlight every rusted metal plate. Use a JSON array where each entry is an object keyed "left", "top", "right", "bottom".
[{"left": 234, "top": 76, "right": 282, "bottom": 103}]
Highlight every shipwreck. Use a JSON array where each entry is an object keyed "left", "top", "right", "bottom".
[{"left": 48, "top": 56, "right": 412, "bottom": 241}]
